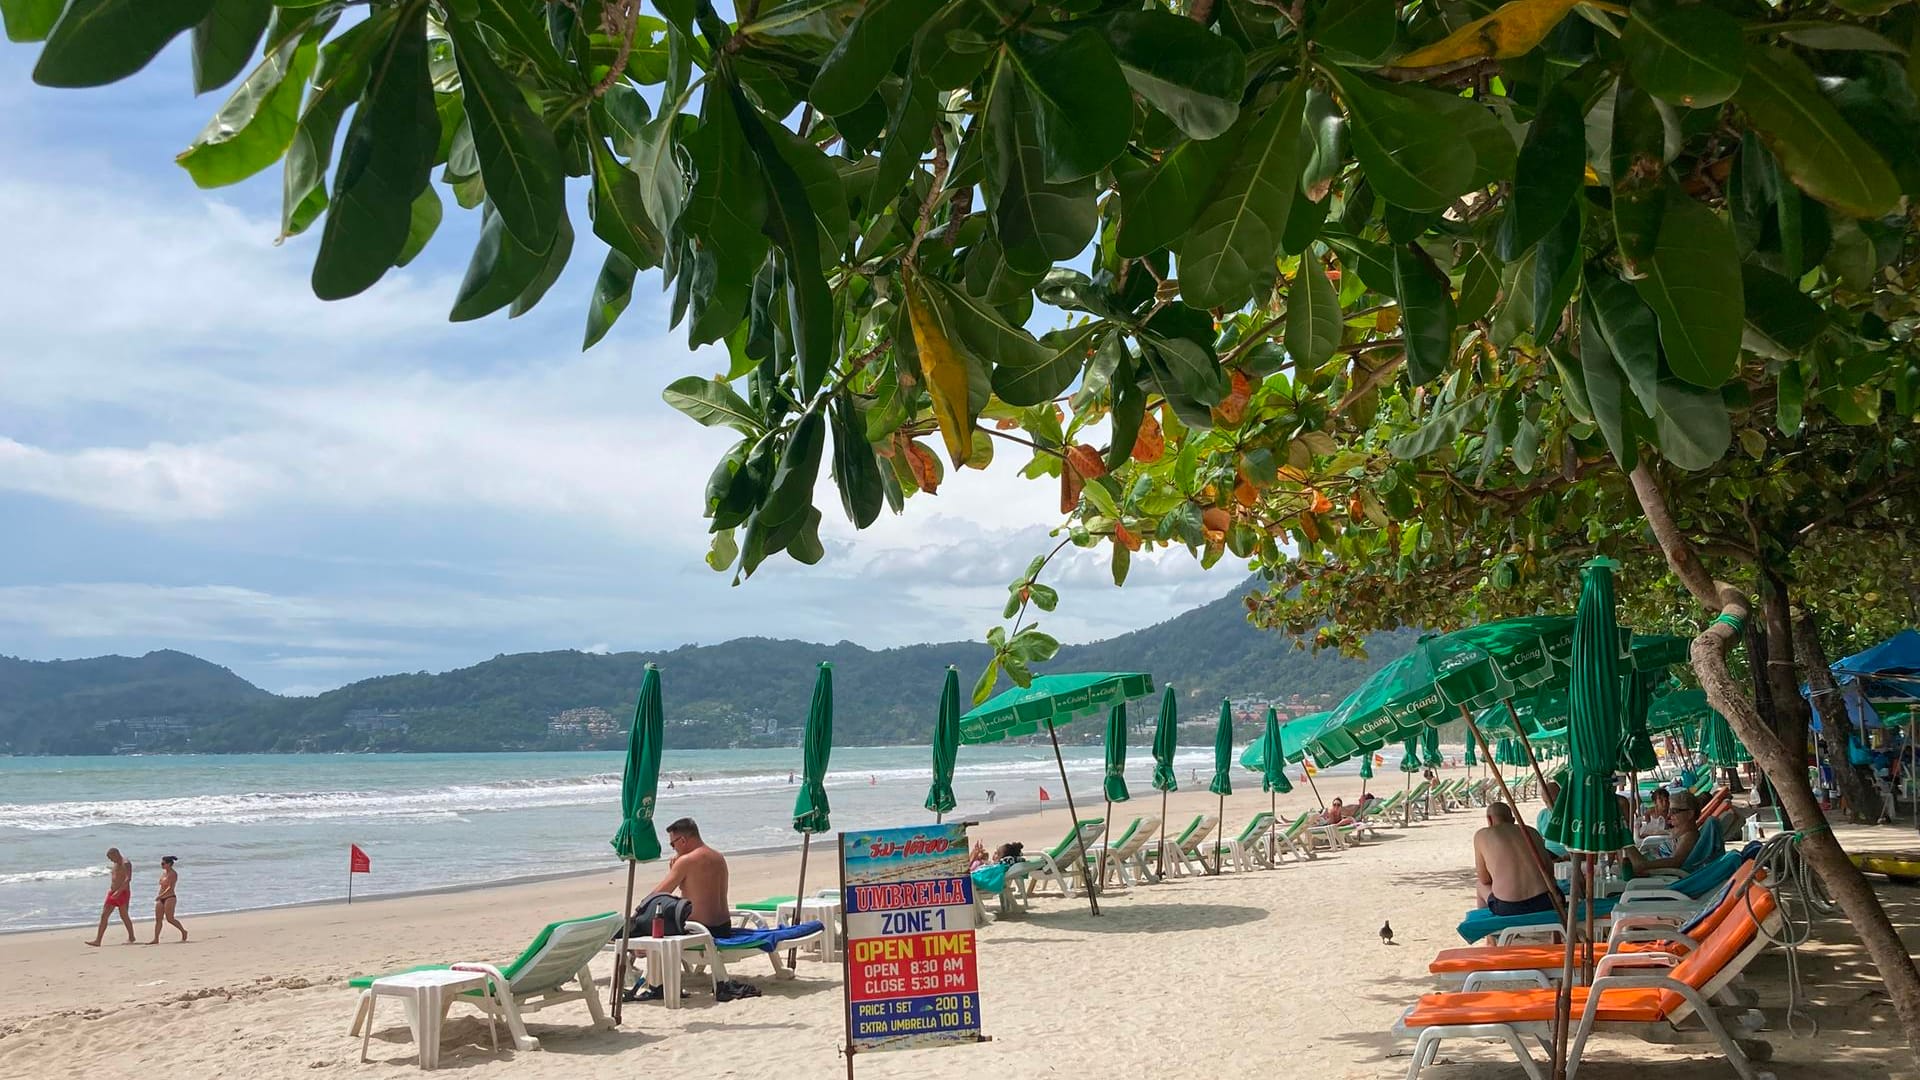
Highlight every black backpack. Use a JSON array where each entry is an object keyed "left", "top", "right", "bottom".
[{"left": 627, "top": 892, "right": 694, "bottom": 938}]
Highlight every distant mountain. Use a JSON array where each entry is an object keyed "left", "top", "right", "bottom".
[{"left": 0, "top": 580, "right": 1413, "bottom": 755}]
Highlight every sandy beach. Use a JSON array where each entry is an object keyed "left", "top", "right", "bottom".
[{"left": 3, "top": 768, "right": 1916, "bottom": 1080}]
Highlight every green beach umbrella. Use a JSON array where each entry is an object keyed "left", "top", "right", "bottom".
[
  {"left": 925, "top": 666, "right": 960, "bottom": 819},
  {"left": 962, "top": 671, "right": 1154, "bottom": 914},
  {"left": 1302, "top": 708, "right": 1362, "bottom": 768},
  {"left": 609, "top": 663, "right": 664, "bottom": 1023},
  {"left": 1544, "top": 558, "right": 1632, "bottom": 854},
  {"left": 612, "top": 664, "right": 665, "bottom": 863},
  {"left": 1421, "top": 725, "right": 1443, "bottom": 768},
  {"left": 1698, "top": 709, "right": 1752, "bottom": 766},
  {"left": 1647, "top": 688, "right": 1713, "bottom": 735},
  {"left": 1261, "top": 708, "right": 1294, "bottom": 794},
  {"left": 1360, "top": 751, "right": 1375, "bottom": 779},
  {"left": 1619, "top": 669, "right": 1659, "bottom": 773},
  {"left": 1207, "top": 699, "right": 1233, "bottom": 874},
  {"left": 1464, "top": 734, "right": 1477, "bottom": 767},
  {"left": 1102, "top": 703, "right": 1132, "bottom": 803},
  {"left": 1400, "top": 735, "right": 1423, "bottom": 772},
  {"left": 1150, "top": 685, "right": 1178, "bottom": 878},
  {"left": 791, "top": 662, "right": 835, "bottom": 929}
]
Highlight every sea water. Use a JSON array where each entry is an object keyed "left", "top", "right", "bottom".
[{"left": 0, "top": 745, "right": 1374, "bottom": 931}]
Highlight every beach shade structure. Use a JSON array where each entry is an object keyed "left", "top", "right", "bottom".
[
  {"left": 1150, "top": 685, "right": 1179, "bottom": 878},
  {"left": 1207, "top": 699, "right": 1234, "bottom": 874},
  {"left": 791, "top": 662, "right": 835, "bottom": 932},
  {"left": 1544, "top": 559, "right": 1634, "bottom": 1077},
  {"left": 609, "top": 663, "right": 665, "bottom": 1024},
  {"left": 1400, "top": 736, "right": 1423, "bottom": 772},
  {"left": 1464, "top": 735, "right": 1476, "bottom": 768},
  {"left": 1358, "top": 750, "right": 1375, "bottom": 799},
  {"left": 1302, "top": 707, "right": 1364, "bottom": 769},
  {"left": 1619, "top": 669, "right": 1660, "bottom": 774},
  {"left": 1647, "top": 688, "right": 1713, "bottom": 735},
  {"left": 963, "top": 672, "right": 1155, "bottom": 913},
  {"left": 1697, "top": 708, "right": 1753, "bottom": 766},
  {"left": 1096, "top": 702, "right": 1132, "bottom": 885},
  {"left": 1260, "top": 708, "right": 1292, "bottom": 864},
  {"left": 1422, "top": 620, "right": 1579, "bottom": 803},
  {"left": 1421, "top": 725, "right": 1443, "bottom": 768},
  {"left": 926, "top": 666, "right": 961, "bottom": 820}
]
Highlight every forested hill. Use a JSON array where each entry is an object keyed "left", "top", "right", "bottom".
[{"left": 1, "top": 580, "right": 1413, "bottom": 754}]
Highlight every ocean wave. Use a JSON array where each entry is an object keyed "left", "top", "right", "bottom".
[{"left": 0, "top": 866, "right": 110, "bottom": 886}]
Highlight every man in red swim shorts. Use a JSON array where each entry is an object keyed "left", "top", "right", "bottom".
[{"left": 85, "top": 847, "right": 136, "bottom": 947}]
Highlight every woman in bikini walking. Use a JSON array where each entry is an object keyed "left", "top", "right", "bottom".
[{"left": 148, "top": 856, "right": 187, "bottom": 943}]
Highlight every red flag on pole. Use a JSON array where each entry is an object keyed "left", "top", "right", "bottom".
[
  {"left": 1038, "top": 786, "right": 1051, "bottom": 803},
  {"left": 350, "top": 844, "right": 371, "bottom": 873}
]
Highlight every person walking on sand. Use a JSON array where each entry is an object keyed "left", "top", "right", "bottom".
[
  {"left": 85, "top": 848, "right": 136, "bottom": 946},
  {"left": 148, "top": 856, "right": 187, "bottom": 944}
]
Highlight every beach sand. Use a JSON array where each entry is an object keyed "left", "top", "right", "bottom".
[{"left": 2, "top": 768, "right": 1915, "bottom": 1079}]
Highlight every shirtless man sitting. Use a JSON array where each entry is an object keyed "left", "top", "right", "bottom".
[
  {"left": 1625, "top": 792, "right": 1702, "bottom": 875},
  {"left": 649, "top": 817, "right": 733, "bottom": 932},
  {"left": 1474, "top": 802, "right": 1557, "bottom": 915}
]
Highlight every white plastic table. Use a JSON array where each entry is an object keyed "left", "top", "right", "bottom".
[
  {"left": 613, "top": 933, "right": 699, "bottom": 1010},
  {"left": 774, "top": 897, "right": 842, "bottom": 960},
  {"left": 359, "top": 969, "right": 497, "bottom": 1070}
]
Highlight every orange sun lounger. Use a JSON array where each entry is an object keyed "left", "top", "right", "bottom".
[
  {"left": 1394, "top": 886, "right": 1780, "bottom": 1080},
  {"left": 1428, "top": 863, "right": 1763, "bottom": 989}
]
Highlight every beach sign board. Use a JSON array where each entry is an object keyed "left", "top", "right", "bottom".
[{"left": 838, "top": 822, "right": 984, "bottom": 1064}]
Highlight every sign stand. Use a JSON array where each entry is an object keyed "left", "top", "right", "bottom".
[{"left": 838, "top": 823, "right": 989, "bottom": 1077}]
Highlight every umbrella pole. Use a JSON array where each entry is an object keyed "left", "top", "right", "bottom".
[
  {"left": 1157, "top": 789, "right": 1168, "bottom": 880},
  {"left": 1403, "top": 766, "right": 1412, "bottom": 828},
  {"left": 1213, "top": 793, "right": 1226, "bottom": 875},
  {"left": 1463, "top": 709, "right": 1567, "bottom": 923},
  {"left": 1302, "top": 766, "right": 1325, "bottom": 810},
  {"left": 1584, "top": 854, "right": 1598, "bottom": 984},
  {"left": 1503, "top": 699, "right": 1557, "bottom": 806},
  {"left": 1044, "top": 719, "right": 1100, "bottom": 916},
  {"left": 1268, "top": 788, "right": 1277, "bottom": 867},
  {"left": 1552, "top": 853, "right": 1581, "bottom": 1080},
  {"left": 791, "top": 833, "right": 812, "bottom": 969},
  {"left": 612, "top": 859, "right": 636, "bottom": 1023},
  {"left": 1097, "top": 798, "right": 1113, "bottom": 894}
]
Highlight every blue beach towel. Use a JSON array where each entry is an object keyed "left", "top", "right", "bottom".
[
  {"left": 971, "top": 864, "right": 1011, "bottom": 895},
  {"left": 711, "top": 920, "right": 826, "bottom": 951}
]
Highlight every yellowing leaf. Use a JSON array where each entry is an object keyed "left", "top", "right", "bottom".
[
  {"left": 1387, "top": 0, "right": 1581, "bottom": 69},
  {"left": 905, "top": 279, "right": 974, "bottom": 467}
]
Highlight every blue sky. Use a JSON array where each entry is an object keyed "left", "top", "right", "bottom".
[{"left": 0, "top": 34, "right": 1237, "bottom": 695}]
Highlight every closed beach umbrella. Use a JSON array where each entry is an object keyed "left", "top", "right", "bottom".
[
  {"left": 925, "top": 666, "right": 960, "bottom": 819},
  {"left": 609, "top": 663, "right": 664, "bottom": 1023},
  {"left": 1698, "top": 708, "right": 1752, "bottom": 766},
  {"left": 1208, "top": 699, "right": 1233, "bottom": 873},
  {"left": 1619, "top": 669, "right": 1659, "bottom": 774},
  {"left": 1261, "top": 707, "right": 1292, "bottom": 865},
  {"left": 791, "top": 662, "right": 835, "bottom": 916},
  {"left": 1150, "top": 686, "right": 1179, "bottom": 876},
  {"left": 1400, "top": 735, "right": 1423, "bottom": 772},
  {"left": 1464, "top": 735, "right": 1477, "bottom": 768},
  {"left": 1421, "top": 725, "right": 1443, "bottom": 768},
  {"left": 1095, "top": 702, "right": 1132, "bottom": 886}
]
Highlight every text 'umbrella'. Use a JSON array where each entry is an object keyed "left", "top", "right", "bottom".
[
  {"left": 793, "top": 662, "right": 834, "bottom": 833},
  {"left": 1545, "top": 559, "right": 1632, "bottom": 853},
  {"left": 925, "top": 666, "right": 960, "bottom": 817},
  {"left": 1209, "top": 699, "right": 1234, "bottom": 796},
  {"left": 611, "top": 664, "right": 664, "bottom": 862},
  {"left": 1104, "top": 702, "right": 1132, "bottom": 802},
  {"left": 1151, "top": 686, "right": 1179, "bottom": 793}
]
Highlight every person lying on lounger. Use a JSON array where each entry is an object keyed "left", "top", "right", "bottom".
[
  {"left": 1317, "top": 798, "right": 1350, "bottom": 825},
  {"left": 649, "top": 817, "right": 733, "bottom": 931},
  {"left": 1474, "top": 802, "right": 1557, "bottom": 916}
]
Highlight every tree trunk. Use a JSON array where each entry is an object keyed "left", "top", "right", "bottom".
[
  {"left": 1740, "top": 611, "right": 1776, "bottom": 810},
  {"left": 1629, "top": 464, "right": 1920, "bottom": 1056},
  {"left": 1759, "top": 565, "right": 1812, "bottom": 755},
  {"left": 1796, "top": 608, "right": 1884, "bottom": 824}
]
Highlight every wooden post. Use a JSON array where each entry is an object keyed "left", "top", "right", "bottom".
[
  {"left": 791, "top": 833, "right": 812, "bottom": 969},
  {"left": 1212, "top": 793, "right": 1226, "bottom": 875},
  {"left": 1552, "top": 853, "right": 1582, "bottom": 1080},
  {"left": 612, "top": 860, "right": 636, "bottom": 1023},
  {"left": 1045, "top": 719, "right": 1099, "bottom": 915},
  {"left": 1156, "top": 789, "right": 1169, "bottom": 880},
  {"left": 838, "top": 835, "right": 856, "bottom": 1080},
  {"left": 1096, "top": 798, "right": 1114, "bottom": 892},
  {"left": 1504, "top": 699, "right": 1557, "bottom": 803}
]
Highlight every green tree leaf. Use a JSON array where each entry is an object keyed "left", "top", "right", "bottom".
[
  {"left": 1007, "top": 27, "right": 1130, "bottom": 182},
  {"left": 664, "top": 375, "right": 763, "bottom": 435},
  {"left": 808, "top": 0, "right": 939, "bottom": 116},
  {"left": 1115, "top": 128, "right": 1242, "bottom": 259},
  {"left": 1387, "top": 394, "right": 1487, "bottom": 460},
  {"left": 1311, "top": 0, "right": 1397, "bottom": 62},
  {"left": 1, "top": 0, "right": 63, "bottom": 43},
  {"left": 1650, "top": 378, "right": 1731, "bottom": 471},
  {"left": 1393, "top": 243, "right": 1456, "bottom": 385},
  {"left": 1610, "top": 82, "right": 1668, "bottom": 279},
  {"left": 1178, "top": 77, "right": 1309, "bottom": 310},
  {"left": 1322, "top": 66, "right": 1475, "bottom": 213},
  {"left": 311, "top": 3, "right": 436, "bottom": 300},
  {"left": 1584, "top": 272, "right": 1661, "bottom": 415},
  {"left": 279, "top": 11, "right": 391, "bottom": 238},
  {"left": 984, "top": 58, "right": 1098, "bottom": 275},
  {"left": 449, "top": 201, "right": 557, "bottom": 321},
  {"left": 830, "top": 388, "right": 884, "bottom": 528},
  {"left": 449, "top": 14, "right": 565, "bottom": 251},
  {"left": 733, "top": 81, "right": 834, "bottom": 398},
  {"left": 1103, "top": 9, "right": 1245, "bottom": 140},
  {"left": 583, "top": 249, "right": 637, "bottom": 350},
  {"left": 1531, "top": 201, "right": 1582, "bottom": 344},
  {"left": 1577, "top": 294, "right": 1642, "bottom": 469},
  {"left": 1104, "top": 359, "right": 1143, "bottom": 471},
  {"left": 191, "top": 0, "right": 272, "bottom": 93},
  {"left": 760, "top": 407, "right": 827, "bottom": 537},
  {"left": 1735, "top": 45, "right": 1902, "bottom": 219},
  {"left": 1739, "top": 263, "right": 1827, "bottom": 360},
  {"left": 393, "top": 185, "right": 441, "bottom": 268},
  {"left": 176, "top": 15, "right": 321, "bottom": 188},
  {"left": 1620, "top": 0, "right": 1746, "bottom": 108},
  {"left": 1285, "top": 249, "right": 1341, "bottom": 369},
  {"left": 1631, "top": 195, "right": 1743, "bottom": 388},
  {"left": 588, "top": 134, "right": 665, "bottom": 270},
  {"left": 1496, "top": 83, "right": 1584, "bottom": 260},
  {"left": 33, "top": 0, "right": 213, "bottom": 87}
]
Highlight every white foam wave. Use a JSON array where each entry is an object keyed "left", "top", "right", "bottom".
[{"left": 0, "top": 866, "right": 110, "bottom": 886}]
